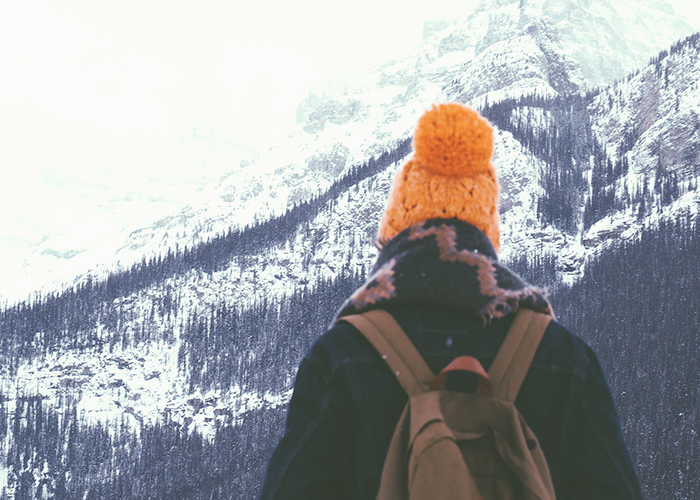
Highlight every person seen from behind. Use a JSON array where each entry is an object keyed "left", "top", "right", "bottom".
[{"left": 258, "top": 103, "right": 643, "bottom": 500}]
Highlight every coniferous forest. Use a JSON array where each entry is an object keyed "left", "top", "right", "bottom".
[
  {"left": 2, "top": 35, "right": 700, "bottom": 499},
  {"left": 551, "top": 215, "right": 700, "bottom": 499},
  {"left": 1, "top": 214, "right": 697, "bottom": 499}
]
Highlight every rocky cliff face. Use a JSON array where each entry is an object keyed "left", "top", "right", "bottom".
[
  {"left": 4, "top": 30, "right": 699, "bottom": 445},
  {"left": 583, "top": 35, "right": 700, "bottom": 249}
]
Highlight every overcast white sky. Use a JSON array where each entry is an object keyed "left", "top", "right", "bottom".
[{"left": 0, "top": 0, "right": 475, "bottom": 165}]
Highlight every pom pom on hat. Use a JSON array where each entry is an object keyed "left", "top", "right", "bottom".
[
  {"left": 377, "top": 103, "right": 501, "bottom": 252},
  {"left": 414, "top": 103, "right": 494, "bottom": 177}
]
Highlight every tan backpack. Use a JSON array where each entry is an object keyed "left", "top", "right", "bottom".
[{"left": 340, "top": 308, "right": 556, "bottom": 500}]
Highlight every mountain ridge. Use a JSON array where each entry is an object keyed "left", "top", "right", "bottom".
[{"left": 4, "top": 0, "right": 695, "bottom": 305}]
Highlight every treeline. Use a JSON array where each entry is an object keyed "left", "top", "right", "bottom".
[
  {"left": 481, "top": 93, "right": 590, "bottom": 234},
  {"left": 0, "top": 261, "right": 366, "bottom": 499},
  {"left": 584, "top": 118, "right": 695, "bottom": 232},
  {"left": 0, "top": 281, "right": 182, "bottom": 374},
  {"left": 551, "top": 213, "right": 700, "bottom": 500},
  {"left": 179, "top": 266, "right": 366, "bottom": 396},
  {"left": 505, "top": 249, "right": 558, "bottom": 291},
  {"left": 582, "top": 128, "right": 639, "bottom": 231},
  {"left": 482, "top": 70, "right": 695, "bottom": 235},
  {"left": 665, "top": 31, "right": 700, "bottom": 61},
  {"left": 612, "top": 32, "right": 700, "bottom": 88},
  {"left": 0, "top": 394, "right": 286, "bottom": 500},
  {"left": 584, "top": 29, "right": 700, "bottom": 231},
  {"left": 0, "top": 137, "right": 411, "bottom": 368}
]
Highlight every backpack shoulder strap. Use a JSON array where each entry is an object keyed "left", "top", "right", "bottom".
[
  {"left": 338, "top": 309, "right": 433, "bottom": 396},
  {"left": 487, "top": 308, "right": 552, "bottom": 402}
]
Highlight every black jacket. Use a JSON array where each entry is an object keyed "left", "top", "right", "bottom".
[{"left": 259, "top": 221, "right": 643, "bottom": 499}]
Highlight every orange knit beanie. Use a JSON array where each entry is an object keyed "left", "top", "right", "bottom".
[{"left": 377, "top": 103, "right": 501, "bottom": 253}]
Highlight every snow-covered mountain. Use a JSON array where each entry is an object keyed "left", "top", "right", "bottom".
[
  {"left": 428, "top": 0, "right": 693, "bottom": 86},
  {"left": 0, "top": 114, "right": 268, "bottom": 305},
  {"left": 583, "top": 38, "right": 700, "bottom": 246},
  {"left": 107, "top": 0, "right": 692, "bottom": 268},
  {"left": 1, "top": 1, "right": 699, "bottom": 498},
  {"left": 3, "top": 0, "right": 694, "bottom": 307}
]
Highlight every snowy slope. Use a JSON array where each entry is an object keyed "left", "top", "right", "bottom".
[
  {"left": 13, "top": 47, "right": 700, "bottom": 431},
  {"left": 427, "top": 0, "right": 694, "bottom": 85},
  {"left": 0, "top": 125, "right": 545, "bottom": 439},
  {"left": 49, "top": 0, "right": 688, "bottom": 291},
  {"left": 583, "top": 35, "right": 700, "bottom": 250},
  {"left": 2, "top": 0, "right": 692, "bottom": 307},
  {"left": 3, "top": 0, "right": 697, "bottom": 433}
]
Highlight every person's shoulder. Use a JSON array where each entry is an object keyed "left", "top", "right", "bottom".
[
  {"left": 303, "top": 318, "right": 382, "bottom": 378},
  {"left": 533, "top": 319, "right": 597, "bottom": 381}
]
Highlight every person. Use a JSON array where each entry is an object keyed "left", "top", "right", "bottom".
[{"left": 258, "top": 103, "right": 643, "bottom": 499}]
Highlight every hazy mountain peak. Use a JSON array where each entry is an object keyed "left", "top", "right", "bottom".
[{"left": 425, "top": 0, "right": 694, "bottom": 85}]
